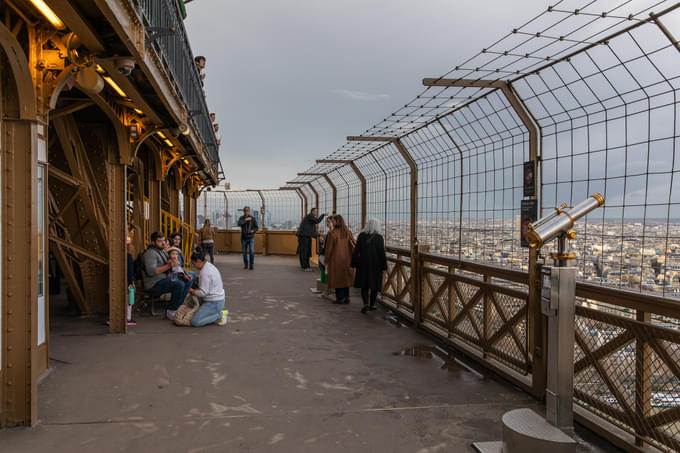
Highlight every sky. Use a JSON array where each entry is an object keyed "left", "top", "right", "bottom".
[{"left": 184, "top": 0, "right": 564, "bottom": 190}]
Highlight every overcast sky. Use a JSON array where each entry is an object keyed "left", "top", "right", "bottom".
[{"left": 184, "top": 0, "right": 553, "bottom": 190}]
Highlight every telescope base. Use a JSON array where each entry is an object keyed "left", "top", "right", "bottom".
[{"left": 472, "top": 408, "right": 576, "bottom": 453}]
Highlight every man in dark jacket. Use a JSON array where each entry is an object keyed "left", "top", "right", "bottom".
[
  {"left": 297, "top": 208, "right": 326, "bottom": 271},
  {"left": 238, "top": 206, "right": 259, "bottom": 270}
]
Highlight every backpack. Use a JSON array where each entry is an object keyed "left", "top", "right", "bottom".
[{"left": 133, "top": 247, "right": 164, "bottom": 281}]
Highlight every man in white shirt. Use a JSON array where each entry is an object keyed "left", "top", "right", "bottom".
[
  {"left": 189, "top": 250, "right": 226, "bottom": 327},
  {"left": 213, "top": 123, "right": 221, "bottom": 146}
]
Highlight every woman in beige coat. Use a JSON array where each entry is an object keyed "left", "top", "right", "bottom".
[{"left": 325, "top": 215, "right": 355, "bottom": 304}]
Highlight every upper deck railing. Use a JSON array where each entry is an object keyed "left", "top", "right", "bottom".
[{"left": 133, "top": 0, "right": 220, "bottom": 172}]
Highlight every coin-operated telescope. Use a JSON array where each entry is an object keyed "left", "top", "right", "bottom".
[
  {"left": 531, "top": 194, "right": 605, "bottom": 436},
  {"left": 472, "top": 194, "right": 605, "bottom": 452},
  {"left": 527, "top": 193, "right": 604, "bottom": 267}
]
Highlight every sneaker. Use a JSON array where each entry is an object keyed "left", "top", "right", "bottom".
[
  {"left": 249, "top": 266, "right": 254, "bottom": 270},
  {"left": 217, "top": 309, "right": 229, "bottom": 326},
  {"left": 303, "top": 268, "right": 314, "bottom": 272},
  {"left": 166, "top": 310, "right": 176, "bottom": 321},
  {"left": 244, "top": 265, "right": 248, "bottom": 269},
  {"left": 127, "top": 319, "right": 137, "bottom": 326},
  {"left": 368, "top": 306, "right": 377, "bottom": 311},
  {"left": 361, "top": 306, "right": 369, "bottom": 314}
]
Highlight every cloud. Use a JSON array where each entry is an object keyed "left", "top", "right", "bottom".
[{"left": 333, "top": 89, "right": 390, "bottom": 101}]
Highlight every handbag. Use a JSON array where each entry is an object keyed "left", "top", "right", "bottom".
[{"left": 174, "top": 294, "right": 200, "bottom": 326}]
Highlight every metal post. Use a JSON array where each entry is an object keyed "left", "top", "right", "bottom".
[
  {"left": 347, "top": 136, "right": 419, "bottom": 324},
  {"left": 255, "top": 190, "right": 267, "bottom": 256},
  {"left": 306, "top": 182, "right": 319, "bottom": 213},
  {"left": 3, "top": 118, "right": 40, "bottom": 426},
  {"left": 316, "top": 160, "right": 367, "bottom": 229},
  {"left": 107, "top": 161, "right": 127, "bottom": 334}
]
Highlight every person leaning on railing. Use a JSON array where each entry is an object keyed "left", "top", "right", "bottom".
[
  {"left": 297, "top": 207, "right": 326, "bottom": 271},
  {"left": 198, "top": 219, "right": 217, "bottom": 263}
]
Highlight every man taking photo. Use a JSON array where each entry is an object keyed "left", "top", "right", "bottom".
[{"left": 297, "top": 208, "right": 326, "bottom": 272}]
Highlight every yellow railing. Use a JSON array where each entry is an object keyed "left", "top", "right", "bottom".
[{"left": 161, "top": 210, "right": 194, "bottom": 267}]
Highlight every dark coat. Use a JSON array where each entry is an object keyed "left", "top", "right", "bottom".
[
  {"left": 351, "top": 232, "right": 387, "bottom": 291},
  {"left": 237, "top": 215, "right": 259, "bottom": 240},
  {"left": 297, "top": 213, "right": 325, "bottom": 237}
]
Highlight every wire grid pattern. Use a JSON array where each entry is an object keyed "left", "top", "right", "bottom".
[
  {"left": 355, "top": 154, "right": 387, "bottom": 234},
  {"left": 260, "top": 190, "right": 302, "bottom": 230},
  {"left": 299, "top": 184, "right": 315, "bottom": 214},
  {"left": 275, "top": 2, "right": 680, "bottom": 450},
  {"left": 354, "top": 0, "right": 674, "bottom": 140},
  {"left": 376, "top": 144, "right": 412, "bottom": 248},
  {"left": 511, "top": 9, "right": 680, "bottom": 296},
  {"left": 574, "top": 304, "right": 680, "bottom": 452},
  {"left": 336, "top": 165, "right": 363, "bottom": 233},
  {"left": 327, "top": 169, "right": 350, "bottom": 228},
  {"left": 223, "top": 191, "right": 262, "bottom": 229},
  {"left": 197, "top": 190, "right": 227, "bottom": 228},
  {"left": 310, "top": 179, "right": 332, "bottom": 234}
]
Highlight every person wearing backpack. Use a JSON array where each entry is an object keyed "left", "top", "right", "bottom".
[{"left": 142, "top": 231, "right": 192, "bottom": 320}]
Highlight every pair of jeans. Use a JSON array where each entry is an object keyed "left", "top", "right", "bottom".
[
  {"left": 150, "top": 277, "right": 192, "bottom": 311},
  {"left": 191, "top": 298, "right": 226, "bottom": 327},
  {"left": 202, "top": 242, "right": 215, "bottom": 263},
  {"left": 361, "top": 288, "right": 378, "bottom": 307},
  {"left": 298, "top": 237, "right": 311, "bottom": 269},
  {"left": 242, "top": 237, "right": 255, "bottom": 267},
  {"left": 335, "top": 287, "right": 350, "bottom": 301}
]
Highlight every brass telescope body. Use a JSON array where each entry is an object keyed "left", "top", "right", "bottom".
[{"left": 527, "top": 194, "right": 605, "bottom": 249}]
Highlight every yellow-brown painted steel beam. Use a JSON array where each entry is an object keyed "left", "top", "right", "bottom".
[
  {"left": 43, "top": 0, "right": 106, "bottom": 53},
  {"left": 422, "top": 78, "right": 506, "bottom": 89},
  {"left": 348, "top": 135, "right": 420, "bottom": 323},
  {"left": 305, "top": 183, "right": 319, "bottom": 213},
  {"left": 317, "top": 159, "right": 367, "bottom": 228},
  {"left": 98, "top": 60, "right": 163, "bottom": 126},
  {"left": 107, "top": 160, "right": 127, "bottom": 333},
  {"left": 2, "top": 118, "right": 40, "bottom": 426}
]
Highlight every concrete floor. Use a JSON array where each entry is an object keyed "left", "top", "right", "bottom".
[{"left": 0, "top": 254, "right": 620, "bottom": 453}]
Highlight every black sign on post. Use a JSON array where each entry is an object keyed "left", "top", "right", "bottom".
[
  {"left": 523, "top": 160, "right": 535, "bottom": 197},
  {"left": 521, "top": 199, "right": 538, "bottom": 248}
]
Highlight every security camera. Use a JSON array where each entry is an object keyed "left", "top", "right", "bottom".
[
  {"left": 527, "top": 193, "right": 604, "bottom": 249},
  {"left": 116, "top": 58, "right": 135, "bottom": 76}
]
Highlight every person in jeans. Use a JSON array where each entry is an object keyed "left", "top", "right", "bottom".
[
  {"left": 351, "top": 218, "right": 388, "bottom": 314},
  {"left": 297, "top": 208, "right": 327, "bottom": 271},
  {"left": 237, "top": 206, "right": 258, "bottom": 270},
  {"left": 189, "top": 250, "right": 226, "bottom": 327},
  {"left": 325, "top": 215, "right": 355, "bottom": 304},
  {"left": 142, "top": 231, "right": 192, "bottom": 320},
  {"left": 199, "top": 219, "right": 217, "bottom": 263}
]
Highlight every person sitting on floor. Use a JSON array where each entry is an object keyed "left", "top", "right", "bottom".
[
  {"left": 142, "top": 231, "right": 192, "bottom": 320},
  {"left": 189, "top": 249, "right": 226, "bottom": 327}
]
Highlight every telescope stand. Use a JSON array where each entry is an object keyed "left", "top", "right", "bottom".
[{"left": 472, "top": 234, "right": 576, "bottom": 453}]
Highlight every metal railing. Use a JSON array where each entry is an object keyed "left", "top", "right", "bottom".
[
  {"left": 132, "top": 0, "right": 220, "bottom": 169},
  {"left": 380, "top": 244, "right": 680, "bottom": 452},
  {"left": 161, "top": 210, "right": 195, "bottom": 265}
]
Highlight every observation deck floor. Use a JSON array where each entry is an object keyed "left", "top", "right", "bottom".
[{"left": 0, "top": 254, "right": 618, "bottom": 452}]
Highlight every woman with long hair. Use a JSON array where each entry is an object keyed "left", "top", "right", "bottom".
[
  {"left": 318, "top": 216, "right": 335, "bottom": 298},
  {"left": 351, "top": 218, "right": 387, "bottom": 313},
  {"left": 199, "top": 219, "right": 217, "bottom": 263},
  {"left": 325, "top": 215, "right": 355, "bottom": 304}
]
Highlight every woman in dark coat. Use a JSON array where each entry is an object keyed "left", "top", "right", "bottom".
[{"left": 351, "top": 218, "right": 387, "bottom": 313}]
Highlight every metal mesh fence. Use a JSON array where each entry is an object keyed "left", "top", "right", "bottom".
[
  {"left": 197, "top": 190, "right": 227, "bottom": 228},
  {"left": 277, "top": 2, "right": 680, "bottom": 451},
  {"left": 260, "top": 190, "right": 302, "bottom": 230}
]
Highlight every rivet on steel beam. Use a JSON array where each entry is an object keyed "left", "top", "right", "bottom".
[{"left": 7, "top": 346, "right": 12, "bottom": 350}]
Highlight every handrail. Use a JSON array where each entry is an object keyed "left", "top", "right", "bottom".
[
  {"left": 161, "top": 209, "right": 194, "bottom": 267},
  {"left": 133, "top": 0, "right": 220, "bottom": 170}
]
